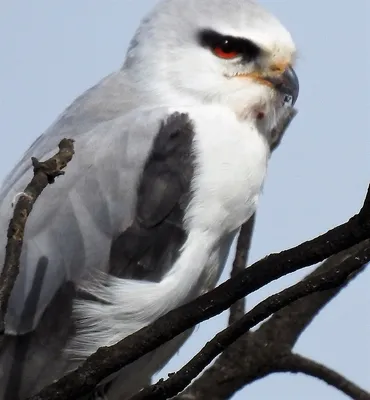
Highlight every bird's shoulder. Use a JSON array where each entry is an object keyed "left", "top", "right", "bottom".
[{"left": 108, "top": 111, "right": 197, "bottom": 280}]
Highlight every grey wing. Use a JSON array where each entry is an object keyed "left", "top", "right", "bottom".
[{"left": 0, "top": 107, "right": 170, "bottom": 336}]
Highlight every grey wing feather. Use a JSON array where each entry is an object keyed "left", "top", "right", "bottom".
[{"left": 0, "top": 95, "right": 169, "bottom": 335}]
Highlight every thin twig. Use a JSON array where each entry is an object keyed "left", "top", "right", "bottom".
[
  {"left": 228, "top": 215, "right": 255, "bottom": 324},
  {"left": 129, "top": 246, "right": 370, "bottom": 400},
  {"left": 257, "top": 239, "right": 370, "bottom": 348},
  {"left": 28, "top": 184, "right": 370, "bottom": 400},
  {"left": 0, "top": 139, "right": 75, "bottom": 335},
  {"left": 278, "top": 353, "right": 370, "bottom": 400}
]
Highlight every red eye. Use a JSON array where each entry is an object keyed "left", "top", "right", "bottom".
[{"left": 213, "top": 46, "right": 239, "bottom": 59}]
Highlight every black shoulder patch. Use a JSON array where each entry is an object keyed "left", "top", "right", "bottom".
[{"left": 109, "top": 113, "right": 195, "bottom": 282}]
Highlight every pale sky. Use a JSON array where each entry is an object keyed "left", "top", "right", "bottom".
[{"left": 0, "top": 1, "right": 369, "bottom": 399}]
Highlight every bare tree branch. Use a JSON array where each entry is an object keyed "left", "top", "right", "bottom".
[
  {"left": 228, "top": 215, "right": 255, "bottom": 324},
  {"left": 128, "top": 246, "right": 370, "bottom": 400},
  {"left": 277, "top": 353, "right": 370, "bottom": 400},
  {"left": 0, "top": 139, "right": 75, "bottom": 336},
  {"left": 27, "top": 184, "right": 370, "bottom": 400},
  {"left": 176, "top": 239, "right": 370, "bottom": 400},
  {"left": 257, "top": 239, "right": 370, "bottom": 348}
]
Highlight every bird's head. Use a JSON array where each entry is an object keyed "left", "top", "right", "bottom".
[{"left": 123, "top": 0, "right": 299, "bottom": 130}]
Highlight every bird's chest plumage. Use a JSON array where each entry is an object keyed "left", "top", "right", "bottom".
[{"left": 186, "top": 108, "right": 269, "bottom": 235}]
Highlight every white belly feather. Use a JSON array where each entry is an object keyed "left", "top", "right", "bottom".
[
  {"left": 188, "top": 106, "right": 269, "bottom": 234},
  {"left": 182, "top": 105, "right": 269, "bottom": 291}
]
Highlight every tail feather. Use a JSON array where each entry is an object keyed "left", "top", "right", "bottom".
[
  {"left": 68, "top": 232, "right": 213, "bottom": 360},
  {"left": 0, "top": 281, "right": 75, "bottom": 400}
]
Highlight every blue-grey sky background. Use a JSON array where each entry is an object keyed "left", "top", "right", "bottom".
[{"left": 0, "top": 1, "right": 369, "bottom": 399}]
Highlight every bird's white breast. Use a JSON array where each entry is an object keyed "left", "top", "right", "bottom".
[{"left": 185, "top": 105, "right": 269, "bottom": 237}]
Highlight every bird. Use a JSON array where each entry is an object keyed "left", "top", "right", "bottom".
[{"left": 0, "top": 0, "right": 299, "bottom": 399}]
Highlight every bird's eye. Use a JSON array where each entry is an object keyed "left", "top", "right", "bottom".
[
  {"left": 212, "top": 40, "right": 239, "bottom": 59},
  {"left": 198, "top": 30, "right": 260, "bottom": 62}
]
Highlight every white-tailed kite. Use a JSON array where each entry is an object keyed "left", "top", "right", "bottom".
[{"left": 0, "top": 0, "right": 299, "bottom": 399}]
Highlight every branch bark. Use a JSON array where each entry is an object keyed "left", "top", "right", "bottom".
[
  {"left": 129, "top": 245, "right": 370, "bottom": 399},
  {"left": 278, "top": 353, "right": 370, "bottom": 400},
  {"left": 175, "top": 239, "right": 370, "bottom": 400},
  {"left": 228, "top": 214, "right": 255, "bottom": 324},
  {"left": 28, "top": 184, "right": 370, "bottom": 400},
  {"left": 0, "top": 139, "right": 75, "bottom": 336},
  {"left": 256, "top": 239, "right": 370, "bottom": 349}
]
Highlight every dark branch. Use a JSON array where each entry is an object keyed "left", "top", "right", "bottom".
[
  {"left": 128, "top": 245, "right": 370, "bottom": 400},
  {"left": 28, "top": 184, "right": 370, "bottom": 400},
  {"left": 257, "top": 239, "right": 370, "bottom": 348},
  {"left": 0, "top": 139, "right": 75, "bottom": 335},
  {"left": 228, "top": 214, "right": 255, "bottom": 324},
  {"left": 176, "top": 239, "right": 370, "bottom": 400},
  {"left": 278, "top": 353, "right": 370, "bottom": 400}
]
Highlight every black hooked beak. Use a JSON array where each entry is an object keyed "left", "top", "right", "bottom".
[{"left": 265, "top": 66, "right": 299, "bottom": 105}]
